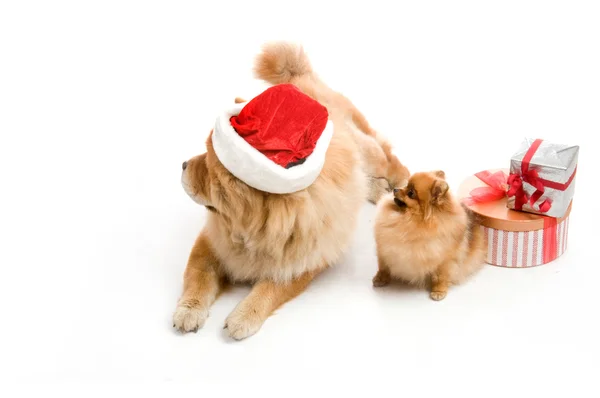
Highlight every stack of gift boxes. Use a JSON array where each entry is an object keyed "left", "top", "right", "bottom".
[{"left": 459, "top": 138, "right": 579, "bottom": 268}]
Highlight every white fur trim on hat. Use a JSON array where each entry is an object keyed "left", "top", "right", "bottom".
[{"left": 211, "top": 102, "right": 333, "bottom": 194}]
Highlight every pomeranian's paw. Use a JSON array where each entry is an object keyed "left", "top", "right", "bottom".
[
  {"left": 173, "top": 304, "right": 209, "bottom": 333},
  {"left": 224, "top": 305, "right": 264, "bottom": 340},
  {"left": 372, "top": 270, "right": 391, "bottom": 287},
  {"left": 429, "top": 291, "right": 447, "bottom": 301}
]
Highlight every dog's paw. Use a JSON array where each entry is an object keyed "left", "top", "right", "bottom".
[
  {"left": 173, "top": 304, "right": 209, "bottom": 333},
  {"left": 224, "top": 306, "right": 264, "bottom": 341},
  {"left": 367, "top": 177, "right": 390, "bottom": 204},
  {"left": 429, "top": 291, "right": 447, "bottom": 301},
  {"left": 372, "top": 270, "right": 391, "bottom": 287}
]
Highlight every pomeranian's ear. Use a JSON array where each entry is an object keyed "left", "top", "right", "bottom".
[
  {"left": 234, "top": 97, "right": 246, "bottom": 104},
  {"left": 431, "top": 179, "right": 449, "bottom": 203},
  {"left": 433, "top": 170, "right": 446, "bottom": 179}
]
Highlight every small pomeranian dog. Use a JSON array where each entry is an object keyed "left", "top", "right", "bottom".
[{"left": 373, "top": 170, "right": 486, "bottom": 300}]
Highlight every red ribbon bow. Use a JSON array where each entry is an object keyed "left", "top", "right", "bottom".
[
  {"left": 507, "top": 168, "right": 553, "bottom": 213},
  {"left": 463, "top": 170, "right": 509, "bottom": 205}
]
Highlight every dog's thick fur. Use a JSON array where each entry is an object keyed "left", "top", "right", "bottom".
[
  {"left": 173, "top": 42, "right": 410, "bottom": 340},
  {"left": 373, "top": 171, "right": 486, "bottom": 300}
]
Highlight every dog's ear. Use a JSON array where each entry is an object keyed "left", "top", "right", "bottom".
[
  {"left": 234, "top": 97, "right": 246, "bottom": 104},
  {"left": 433, "top": 170, "right": 445, "bottom": 179},
  {"left": 431, "top": 179, "right": 449, "bottom": 203}
]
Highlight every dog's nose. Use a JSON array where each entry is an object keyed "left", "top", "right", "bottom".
[{"left": 182, "top": 161, "right": 188, "bottom": 170}]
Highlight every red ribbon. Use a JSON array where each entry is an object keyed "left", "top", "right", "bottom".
[
  {"left": 506, "top": 139, "right": 576, "bottom": 214},
  {"left": 543, "top": 216, "right": 558, "bottom": 263},
  {"left": 463, "top": 170, "right": 509, "bottom": 205}
]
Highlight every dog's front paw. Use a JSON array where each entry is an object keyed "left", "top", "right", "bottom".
[
  {"left": 429, "top": 291, "right": 447, "bottom": 301},
  {"left": 367, "top": 177, "right": 390, "bottom": 204},
  {"left": 224, "top": 306, "right": 264, "bottom": 341},
  {"left": 173, "top": 303, "right": 209, "bottom": 333},
  {"left": 372, "top": 270, "right": 391, "bottom": 287}
]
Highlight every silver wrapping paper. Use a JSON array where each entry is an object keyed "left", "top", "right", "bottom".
[{"left": 508, "top": 138, "right": 578, "bottom": 218}]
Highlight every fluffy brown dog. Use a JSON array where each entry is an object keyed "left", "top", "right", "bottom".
[
  {"left": 373, "top": 170, "right": 486, "bottom": 300},
  {"left": 173, "top": 42, "right": 410, "bottom": 340}
]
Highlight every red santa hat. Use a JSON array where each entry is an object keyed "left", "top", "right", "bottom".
[{"left": 211, "top": 84, "right": 333, "bottom": 194}]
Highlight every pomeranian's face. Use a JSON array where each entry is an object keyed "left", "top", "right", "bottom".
[{"left": 393, "top": 170, "right": 449, "bottom": 219}]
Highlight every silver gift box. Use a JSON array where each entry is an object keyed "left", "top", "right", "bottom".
[{"left": 508, "top": 138, "right": 579, "bottom": 218}]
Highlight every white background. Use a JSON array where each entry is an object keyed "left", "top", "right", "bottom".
[{"left": 1, "top": 0, "right": 599, "bottom": 395}]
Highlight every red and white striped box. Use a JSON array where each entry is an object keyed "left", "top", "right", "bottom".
[
  {"left": 459, "top": 169, "right": 572, "bottom": 268},
  {"left": 481, "top": 213, "right": 570, "bottom": 268}
]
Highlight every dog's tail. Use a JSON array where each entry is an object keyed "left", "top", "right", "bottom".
[{"left": 253, "top": 42, "right": 314, "bottom": 86}]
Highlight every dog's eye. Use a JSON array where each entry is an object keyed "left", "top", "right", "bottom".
[{"left": 407, "top": 189, "right": 415, "bottom": 199}]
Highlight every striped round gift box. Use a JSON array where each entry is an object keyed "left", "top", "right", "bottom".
[
  {"left": 459, "top": 169, "right": 572, "bottom": 268},
  {"left": 482, "top": 214, "right": 569, "bottom": 268}
]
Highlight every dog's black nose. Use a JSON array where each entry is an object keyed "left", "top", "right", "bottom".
[{"left": 182, "top": 161, "right": 188, "bottom": 170}]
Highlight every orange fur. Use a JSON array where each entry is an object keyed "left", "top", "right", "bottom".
[
  {"left": 174, "top": 42, "right": 409, "bottom": 340},
  {"left": 373, "top": 171, "right": 486, "bottom": 300}
]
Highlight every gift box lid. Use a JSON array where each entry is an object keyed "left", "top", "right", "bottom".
[
  {"left": 458, "top": 168, "right": 572, "bottom": 232},
  {"left": 511, "top": 138, "right": 579, "bottom": 171}
]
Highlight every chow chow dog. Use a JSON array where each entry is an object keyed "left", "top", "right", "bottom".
[{"left": 173, "top": 42, "right": 410, "bottom": 340}]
